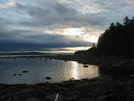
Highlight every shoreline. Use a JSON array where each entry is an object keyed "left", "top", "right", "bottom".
[
  {"left": 1, "top": 76, "right": 134, "bottom": 101},
  {"left": 1, "top": 54, "right": 134, "bottom": 101}
]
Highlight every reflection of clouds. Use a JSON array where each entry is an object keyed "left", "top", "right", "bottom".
[{"left": 71, "top": 61, "right": 79, "bottom": 79}]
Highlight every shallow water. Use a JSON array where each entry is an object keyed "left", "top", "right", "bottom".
[{"left": 0, "top": 57, "right": 99, "bottom": 84}]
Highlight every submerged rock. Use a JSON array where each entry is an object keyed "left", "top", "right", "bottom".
[
  {"left": 22, "top": 70, "right": 29, "bottom": 73},
  {"left": 19, "top": 74, "right": 22, "bottom": 76},
  {"left": 13, "top": 74, "right": 17, "bottom": 76},
  {"left": 46, "top": 76, "right": 52, "bottom": 80}
]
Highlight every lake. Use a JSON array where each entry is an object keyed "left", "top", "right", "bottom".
[{"left": 0, "top": 57, "right": 99, "bottom": 84}]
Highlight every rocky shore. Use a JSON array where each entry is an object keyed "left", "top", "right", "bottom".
[
  {"left": 1, "top": 54, "right": 134, "bottom": 101},
  {"left": 1, "top": 76, "right": 134, "bottom": 101},
  {"left": 53, "top": 54, "right": 134, "bottom": 77}
]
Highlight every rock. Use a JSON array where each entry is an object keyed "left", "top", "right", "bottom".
[
  {"left": 67, "top": 95, "right": 78, "bottom": 101},
  {"left": 22, "top": 71, "right": 29, "bottom": 73},
  {"left": 79, "top": 97, "right": 92, "bottom": 101},
  {"left": 20, "top": 88, "right": 31, "bottom": 93},
  {"left": 11, "top": 98, "right": 23, "bottom": 101},
  {"left": 96, "top": 95, "right": 107, "bottom": 101},
  {"left": 25, "top": 97, "right": 41, "bottom": 101},
  {"left": 83, "top": 65, "right": 88, "bottom": 68},
  {"left": 49, "top": 94, "right": 65, "bottom": 101},
  {"left": 112, "top": 63, "right": 121, "bottom": 68},
  {"left": 58, "top": 95, "right": 65, "bottom": 101},
  {"left": 46, "top": 94, "right": 56, "bottom": 101},
  {"left": 46, "top": 81, "right": 49, "bottom": 84},
  {"left": 13, "top": 74, "right": 17, "bottom": 76},
  {"left": 46, "top": 76, "right": 52, "bottom": 80},
  {"left": 130, "top": 74, "right": 134, "bottom": 77}
]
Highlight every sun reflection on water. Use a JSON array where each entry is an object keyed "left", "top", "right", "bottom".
[
  {"left": 71, "top": 61, "right": 79, "bottom": 79},
  {"left": 71, "top": 61, "right": 99, "bottom": 80}
]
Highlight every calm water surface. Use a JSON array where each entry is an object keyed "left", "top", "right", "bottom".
[{"left": 0, "top": 57, "right": 99, "bottom": 84}]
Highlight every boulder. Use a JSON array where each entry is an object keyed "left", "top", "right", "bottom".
[
  {"left": 46, "top": 94, "right": 57, "bottom": 101},
  {"left": 96, "top": 95, "right": 107, "bottom": 101},
  {"left": 22, "top": 71, "right": 29, "bottom": 73},
  {"left": 46, "top": 76, "right": 52, "bottom": 80},
  {"left": 11, "top": 98, "right": 23, "bottom": 101},
  {"left": 112, "top": 64, "right": 121, "bottom": 68},
  {"left": 25, "top": 97, "right": 41, "bottom": 101},
  {"left": 83, "top": 65, "right": 88, "bottom": 68},
  {"left": 79, "top": 97, "right": 92, "bottom": 101},
  {"left": 67, "top": 95, "right": 78, "bottom": 101},
  {"left": 13, "top": 74, "right": 17, "bottom": 76}
]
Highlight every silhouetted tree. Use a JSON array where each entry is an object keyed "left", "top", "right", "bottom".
[
  {"left": 75, "top": 16, "right": 134, "bottom": 56},
  {"left": 123, "top": 16, "right": 130, "bottom": 25},
  {"left": 96, "top": 16, "right": 134, "bottom": 56}
]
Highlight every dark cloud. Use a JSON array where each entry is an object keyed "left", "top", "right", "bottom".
[
  {"left": 0, "top": 38, "right": 92, "bottom": 52},
  {"left": 0, "top": 27, "right": 92, "bottom": 52}
]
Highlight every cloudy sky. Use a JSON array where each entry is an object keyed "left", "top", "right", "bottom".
[{"left": 0, "top": 0, "right": 134, "bottom": 53}]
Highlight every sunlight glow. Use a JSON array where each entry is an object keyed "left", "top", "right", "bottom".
[
  {"left": 84, "top": 35, "right": 98, "bottom": 43},
  {"left": 44, "top": 28, "right": 98, "bottom": 43},
  {"left": 63, "top": 28, "right": 83, "bottom": 36},
  {"left": 44, "top": 28, "right": 83, "bottom": 36},
  {"left": 25, "top": 47, "right": 92, "bottom": 54},
  {"left": 63, "top": 47, "right": 91, "bottom": 51}
]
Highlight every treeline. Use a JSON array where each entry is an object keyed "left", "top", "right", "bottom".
[{"left": 75, "top": 16, "right": 134, "bottom": 56}]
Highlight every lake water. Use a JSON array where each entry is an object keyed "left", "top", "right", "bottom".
[{"left": 0, "top": 57, "right": 99, "bottom": 84}]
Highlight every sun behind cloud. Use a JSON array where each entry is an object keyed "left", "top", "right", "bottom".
[{"left": 63, "top": 28, "right": 83, "bottom": 36}]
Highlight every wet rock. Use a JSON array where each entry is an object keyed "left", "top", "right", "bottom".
[
  {"left": 47, "top": 94, "right": 65, "bottom": 101},
  {"left": 46, "top": 76, "right": 52, "bottom": 80},
  {"left": 22, "top": 71, "right": 29, "bottom": 73},
  {"left": 83, "top": 65, "right": 88, "bottom": 68},
  {"left": 46, "top": 94, "right": 56, "bottom": 101},
  {"left": 19, "top": 74, "right": 22, "bottom": 76},
  {"left": 25, "top": 97, "right": 41, "bottom": 101},
  {"left": 67, "top": 95, "right": 78, "bottom": 101},
  {"left": 11, "top": 98, "right": 23, "bottom": 101},
  {"left": 58, "top": 95, "right": 65, "bottom": 101},
  {"left": 79, "top": 97, "right": 92, "bottom": 101},
  {"left": 112, "top": 63, "right": 121, "bottom": 68},
  {"left": 20, "top": 88, "right": 31, "bottom": 93},
  {"left": 96, "top": 95, "right": 107, "bottom": 101},
  {"left": 130, "top": 74, "right": 134, "bottom": 77},
  {"left": 46, "top": 81, "right": 49, "bottom": 84},
  {"left": 13, "top": 74, "right": 17, "bottom": 76}
]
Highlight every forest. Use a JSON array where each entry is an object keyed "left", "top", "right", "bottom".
[{"left": 75, "top": 16, "right": 134, "bottom": 56}]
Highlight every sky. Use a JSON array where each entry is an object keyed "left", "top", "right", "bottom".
[{"left": 0, "top": 0, "right": 134, "bottom": 53}]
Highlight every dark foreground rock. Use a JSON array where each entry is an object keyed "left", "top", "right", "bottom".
[{"left": 1, "top": 77, "right": 134, "bottom": 101}]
